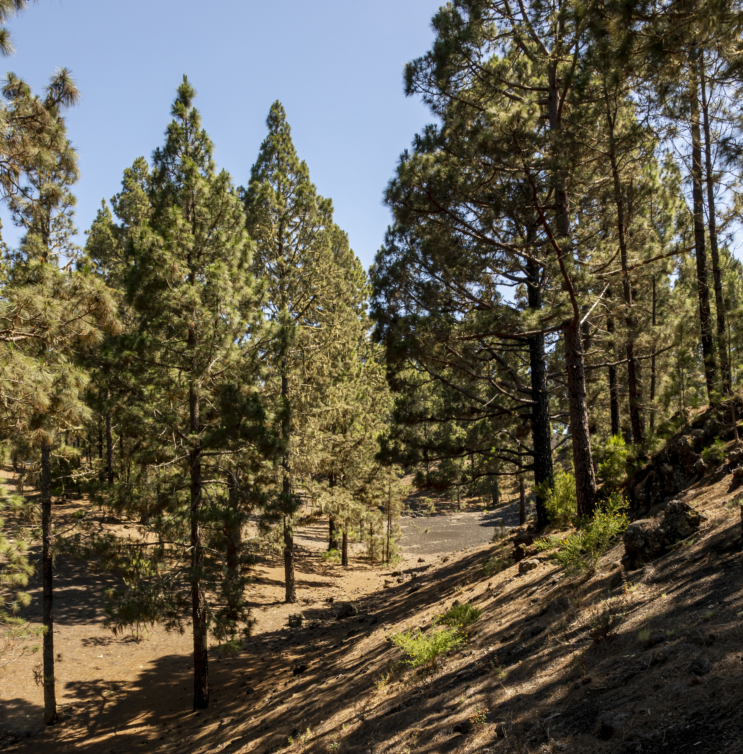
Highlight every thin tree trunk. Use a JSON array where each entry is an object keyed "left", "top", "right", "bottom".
[
  {"left": 105, "top": 412, "right": 114, "bottom": 484},
  {"left": 526, "top": 256, "right": 554, "bottom": 530},
  {"left": 41, "top": 442, "right": 58, "bottom": 726},
  {"left": 701, "top": 60, "right": 730, "bottom": 394},
  {"left": 189, "top": 383, "right": 208, "bottom": 710},
  {"left": 491, "top": 475, "right": 500, "bottom": 508},
  {"left": 604, "top": 87, "right": 644, "bottom": 445},
  {"left": 547, "top": 59, "right": 596, "bottom": 517},
  {"left": 341, "top": 528, "right": 348, "bottom": 567},
  {"left": 281, "top": 366, "right": 297, "bottom": 603},
  {"left": 691, "top": 58, "right": 718, "bottom": 403},
  {"left": 98, "top": 416, "right": 103, "bottom": 460},
  {"left": 606, "top": 286, "right": 621, "bottom": 436},
  {"left": 650, "top": 278, "right": 657, "bottom": 432}
]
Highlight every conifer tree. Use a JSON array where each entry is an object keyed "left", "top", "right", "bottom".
[
  {"left": 1, "top": 71, "right": 115, "bottom": 726},
  {"left": 108, "top": 77, "right": 261, "bottom": 710},
  {"left": 243, "top": 102, "right": 343, "bottom": 603}
]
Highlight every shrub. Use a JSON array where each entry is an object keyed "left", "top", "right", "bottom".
[
  {"left": 588, "top": 598, "right": 625, "bottom": 642},
  {"left": 598, "top": 434, "right": 629, "bottom": 490},
  {"left": 389, "top": 626, "right": 464, "bottom": 668},
  {"left": 535, "top": 493, "right": 629, "bottom": 573},
  {"left": 702, "top": 438, "right": 726, "bottom": 465},
  {"left": 322, "top": 549, "right": 341, "bottom": 564},
  {"left": 483, "top": 543, "right": 512, "bottom": 577},
  {"left": 541, "top": 468, "right": 577, "bottom": 526},
  {"left": 437, "top": 603, "right": 482, "bottom": 630}
]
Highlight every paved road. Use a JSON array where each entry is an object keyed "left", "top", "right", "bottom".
[{"left": 400, "top": 498, "right": 533, "bottom": 556}]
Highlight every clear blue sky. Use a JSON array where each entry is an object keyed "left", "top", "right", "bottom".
[{"left": 3, "top": 0, "right": 444, "bottom": 269}]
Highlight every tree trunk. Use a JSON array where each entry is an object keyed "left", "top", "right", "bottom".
[
  {"left": 564, "top": 321, "right": 597, "bottom": 516},
  {"left": 691, "top": 60, "right": 718, "bottom": 403},
  {"left": 280, "top": 364, "right": 297, "bottom": 603},
  {"left": 105, "top": 412, "right": 114, "bottom": 484},
  {"left": 547, "top": 59, "right": 596, "bottom": 517},
  {"left": 341, "top": 528, "right": 348, "bottom": 567},
  {"left": 604, "top": 88, "right": 644, "bottom": 445},
  {"left": 650, "top": 278, "right": 657, "bottom": 432},
  {"left": 328, "top": 516, "right": 339, "bottom": 552},
  {"left": 606, "top": 287, "right": 621, "bottom": 437},
  {"left": 283, "top": 518, "right": 296, "bottom": 602},
  {"left": 526, "top": 257, "right": 554, "bottom": 529},
  {"left": 41, "top": 443, "right": 58, "bottom": 726},
  {"left": 701, "top": 60, "right": 731, "bottom": 394},
  {"left": 491, "top": 476, "right": 499, "bottom": 508},
  {"left": 189, "top": 384, "right": 209, "bottom": 711}
]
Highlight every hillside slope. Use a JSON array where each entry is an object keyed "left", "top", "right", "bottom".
[{"left": 4, "top": 428, "right": 743, "bottom": 754}]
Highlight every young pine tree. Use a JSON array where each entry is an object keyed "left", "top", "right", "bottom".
[{"left": 243, "top": 102, "right": 343, "bottom": 603}]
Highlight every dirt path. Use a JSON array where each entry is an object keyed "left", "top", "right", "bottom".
[{"left": 400, "top": 498, "right": 528, "bottom": 556}]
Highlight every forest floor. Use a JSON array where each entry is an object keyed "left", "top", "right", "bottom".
[{"left": 1, "top": 464, "right": 743, "bottom": 754}]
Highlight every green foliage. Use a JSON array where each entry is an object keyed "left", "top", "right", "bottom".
[
  {"left": 702, "top": 438, "right": 726, "bottom": 465},
  {"left": 598, "top": 435, "right": 629, "bottom": 490},
  {"left": 0, "top": 484, "right": 35, "bottom": 625},
  {"left": 321, "top": 549, "right": 341, "bottom": 564},
  {"left": 437, "top": 603, "right": 482, "bottom": 630},
  {"left": 540, "top": 469, "right": 577, "bottom": 527},
  {"left": 389, "top": 626, "right": 464, "bottom": 668},
  {"left": 536, "top": 494, "right": 629, "bottom": 573}
]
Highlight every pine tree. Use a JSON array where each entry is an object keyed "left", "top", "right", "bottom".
[
  {"left": 243, "top": 102, "right": 343, "bottom": 603},
  {"left": 1, "top": 71, "right": 115, "bottom": 726},
  {"left": 109, "top": 77, "right": 261, "bottom": 710}
]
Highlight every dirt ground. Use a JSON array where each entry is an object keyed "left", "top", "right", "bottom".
[
  {"left": 2, "top": 467, "right": 743, "bottom": 754},
  {"left": 1, "top": 480, "right": 512, "bottom": 752}
]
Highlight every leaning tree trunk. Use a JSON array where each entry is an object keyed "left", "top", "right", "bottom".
[
  {"left": 189, "top": 383, "right": 209, "bottom": 711},
  {"left": 701, "top": 61, "right": 731, "bottom": 395},
  {"left": 526, "top": 257, "right": 554, "bottom": 530},
  {"left": 691, "top": 58, "right": 718, "bottom": 403},
  {"left": 41, "top": 442, "right": 58, "bottom": 726}
]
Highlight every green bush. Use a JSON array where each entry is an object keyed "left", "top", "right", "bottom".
[
  {"left": 321, "top": 549, "right": 341, "bottom": 564},
  {"left": 437, "top": 603, "right": 482, "bottom": 630},
  {"left": 598, "top": 434, "right": 629, "bottom": 490},
  {"left": 540, "top": 468, "right": 577, "bottom": 526},
  {"left": 702, "top": 438, "right": 726, "bottom": 465},
  {"left": 535, "top": 493, "right": 629, "bottom": 573},
  {"left": 389, "top": 626, "right": 464, "bottom": 668}
]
